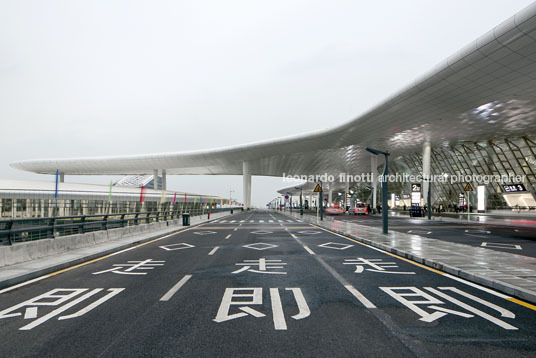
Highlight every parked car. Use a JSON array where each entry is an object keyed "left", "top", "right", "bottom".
[{"left": 353, "top": 204, "right": 368, "bottom": 215}]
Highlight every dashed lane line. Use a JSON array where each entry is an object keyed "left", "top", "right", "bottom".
[
  {"left": 160, "top": 275, "right": 192, "bottom": 301},
  {"left": 208, "top": 247, "right": 220, "bottom": 255}
]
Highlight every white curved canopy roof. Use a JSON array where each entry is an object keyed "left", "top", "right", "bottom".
[{"left": 11, "top": 3, "right": 536, "bottom": 177}]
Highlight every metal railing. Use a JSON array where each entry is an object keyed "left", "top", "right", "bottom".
[{"left": 0, "top": 207, "right": 236, "bottom": 245}]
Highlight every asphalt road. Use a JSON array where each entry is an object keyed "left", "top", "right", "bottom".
[
  {"left": 312, "top": 212, "right": 536, "bottom": 258},
  {"left": 1, "top": 211, "right": 535, "bottom": 357}
]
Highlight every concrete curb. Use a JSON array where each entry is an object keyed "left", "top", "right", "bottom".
[
  {"left": 0, "top": 212, "right": 232, "bottom": 291},
  {"left": 283, "top": 212, "right": 536, "bottom": 304}
]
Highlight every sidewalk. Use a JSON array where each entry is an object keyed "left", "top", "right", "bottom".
[
  {"left": 0, "top": 211, "right": 231, "bottom": 292},
  {"left": 390, "top": 210, "right": 536, "bottom": 228},
  {"left": 283, "top": 211, "right": 536, "bottom": 304}
]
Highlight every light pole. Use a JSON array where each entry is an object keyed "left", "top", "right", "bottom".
[
  {"left": 319, "top": 181, "right": 324, "bottom": 221},
  {"left": 229, "top": 189, "right": 234, "bottom": 214},
  {"left": 366, "top": 147, "right": 390, "bottom": 234}
]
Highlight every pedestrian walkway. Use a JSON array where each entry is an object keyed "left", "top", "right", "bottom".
[
  {"left": 389, "top": 210, "right": 536, "bottom": 228},
  {"left": 0, "top": 211, "right": 232, "bottom": 292},
  {"left": 283, "top": 211, "right": 536, "bottom": 304}
]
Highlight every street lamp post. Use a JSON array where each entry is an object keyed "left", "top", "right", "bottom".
[
  {"left": 366, "top": 147, "right": 390, "bottom": 234},
  {"left": 229, "top": 189, "right": 235, "bottom": 214},
  {"left": 319, "top": 181, "right": 323, "bottom": 221}
]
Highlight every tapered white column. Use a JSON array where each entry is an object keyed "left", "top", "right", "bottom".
[
  {"left": 422, "top": 141, "right": 431, "bottom": 207},
  {"left": 242, "top": 162, "right": 251, "bottom": 209},
  {"left": 328, "top": 188, "right": 333, "bottom": 206},
  {"left": 162, "top": 169, "right": 167, "bottom": 191},
  {"left": 153, "top": 169, "right": 159, "bottom": 189},
  {"left": 371, "top": 154, "right": 378, "bottom": 209}
]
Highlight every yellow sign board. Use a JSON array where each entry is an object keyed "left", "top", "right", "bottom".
[
  {"left": 464, "top": 183, "right": 474, "bottom": 192},
  {"left": 313, "top": 184, "right": 323, "bottom": 193}
]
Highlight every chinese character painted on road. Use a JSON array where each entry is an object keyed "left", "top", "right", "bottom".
[
  {"left": 0, "top": 288, "right": 124, "bottom": 330},
  {"left": 92, "top": 259, "right": 165, "bottom": 275},
  {"left": 213, "top": 287, "right": 310, "bottom": 330},
  {"left": 232, "top": 258, "right": 287, "bottom": 275},
  {"left": 380, "top": 286, "right": 517, "bottom": 330},
  {"left": 343, "top": 258, "right": 415, "bottom": 275}
]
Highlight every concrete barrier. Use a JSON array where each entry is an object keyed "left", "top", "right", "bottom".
[{"left": 0, "top": 219, "right": 184, "bottom": 268}]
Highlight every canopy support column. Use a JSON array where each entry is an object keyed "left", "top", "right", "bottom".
[{"left": 242, "top": 162, "right": 251, "bottom": 209}]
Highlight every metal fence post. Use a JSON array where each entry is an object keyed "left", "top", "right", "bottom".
[
  {"left": 6, "top": 220, "right": 13, "bottom": 245},
  {"left": 79, "top": 216, "right": 86, "bottom": 234}
]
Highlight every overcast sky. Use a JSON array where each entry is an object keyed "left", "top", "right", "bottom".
[{"left": 1, "top": 0, "right": 534, "bottom": 206}]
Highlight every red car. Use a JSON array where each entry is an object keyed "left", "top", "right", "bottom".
[
  {"left": 325, "top": 207, "right": 344, "bottom": 215},
  {"left": 352, "top": 204, "right": 368, "bottom": 215}
]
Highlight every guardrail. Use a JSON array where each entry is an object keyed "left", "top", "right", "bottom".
[{"left": 0, "top": 207, "right": 236, "bottom": 245}]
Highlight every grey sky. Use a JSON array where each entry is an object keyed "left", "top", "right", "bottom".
[{"left": 1, "top": 0, "right": 534, "bottom": 206}]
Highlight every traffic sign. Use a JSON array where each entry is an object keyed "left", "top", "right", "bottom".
[
  {"left": 313, "top": 184, "right": 323, "bottom": 193},
  {"left": 464, "top": 183, "right": 474, "bottom": 192}
]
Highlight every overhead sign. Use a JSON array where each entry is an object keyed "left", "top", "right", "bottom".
[
  {"left": 411, "top": 183, "right": 421, "bottom": 192},
  {"left": 464, "top": 183, "right": 474, "bottom": 192},
  {"left": 313, "top": 184, "right": 323, "bottom": 193},
  {"left": 502, "top": 184, "right": 527, "bottom": 193}
]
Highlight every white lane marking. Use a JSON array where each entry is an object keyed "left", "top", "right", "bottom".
[
  {"left": 225, "top": 234, "right": 232, "bottom": 239},
  {"left": 212, "top": 220, "right": 220, "bottom": 223},
  {"left": 442, "top": 273, "right": 510, "bottom": 299},
  {"left": 259, "top": 220, "right": 264, "bottom": 223},
  {"left": 269, "top": 220, "right": 274, "bottom": 223},
  {"left": 230, "top": 220, "right": 236, "bottom": 223},
  {"left": 20, "top": 289, "right": 103, "bottom": 330},
  {"left": 160, "top": 275, "right": 192, "bottom": 301},
  {"left": 303, "top": 245, "right": 316, "bottom": 255},
  {"left": 440, "top": 287, "right": 515, "bottom": 318},
  {"left": 24, "top": 307, "right": 38, "bottom": 319},
  {"left": 425, "top": 287, "right": 517, "bottom": 330},
  {"left": 58, "top": 288, "right": 124, "bottom": 320},
  {"left": 0, "top": 276, "right": 49, "bottom": 295},
  {"left": 240, "top": 220, "right": 245, "bottom": 223},
  {"left": 250, "top": 220, "right": 254, "bottom": 223},
  {"left": 465, "top": 233, "right": 489, "bottom": 239},
  {"left": 270, "top": 288, "right": 287, "bottom": 330},
  {"left": 109, "top": 246, "right": 137, "bottom": 256},
  {"left": 318, "top": 242, "right": 354, "bottom": 250},
  {"left": 465, "top": 229, "right": 491, "bottom": 234},
  {"left": 208, "top": 247, "right": 220, "bottom": 255},
  {"left": 286, "top": 288, "right": 310, "bottom": 319},
  {"left": 290, "top": 233, "right": 298, "bottom": 239},
  {"left": 344, "top": 285, "right": 376, "bottom": 308},
  {"left": 481, "top": 242, "right": 522, "bottom": 250},
  {"left": 233, "top": 227, "right": 238, "bottom": 231}
]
